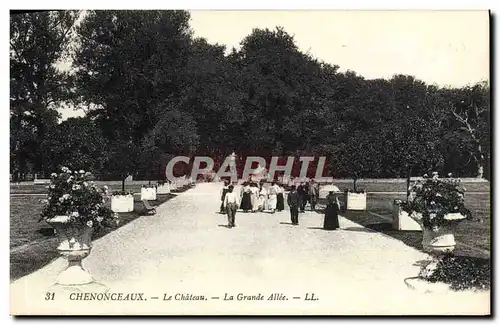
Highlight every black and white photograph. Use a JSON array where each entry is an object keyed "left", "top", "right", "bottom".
[{"left": 8, "top": 8, "right": 491, "bottom": 315}]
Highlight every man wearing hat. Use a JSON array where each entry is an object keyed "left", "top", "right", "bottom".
[
  {"left": 223, "top": 184, "right": 240, "bottom": 228},
  {"left": 287, "top": 185, "right": 301, "bottom": 225}
]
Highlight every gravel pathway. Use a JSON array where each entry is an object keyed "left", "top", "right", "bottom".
[{"left": 10, "top": 182, "right": 490, "bottom": 315}]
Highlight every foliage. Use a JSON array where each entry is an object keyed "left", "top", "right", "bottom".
[
  {"left": 441, "top": 82, "right": 490, "bottom": 179},
  {"left": 333, "top": 129, "right": 383, "bottom": 190},
  {"left": 42, "top": 117, "right": 108, "bottom": 176},
  {"left": 420, "top": 253, "right": 490, "bottom": 291},
  {"left": 111, "top": 191, "right": 134, "bottom": 196},
  {"left": 10, "top": 11, "right": 80, "bottom": 174},
  {"left": 72, "top": 10, "right": 194, "bottom": 143},
  {"left": 400, "top": 173, "right": 472, "bottom": 229},
  {"left": 11, "top": 10, "right": 490, "bottom": 181},
  {"left": 39, "top": 167, "right": 118, "bottom": 231}
]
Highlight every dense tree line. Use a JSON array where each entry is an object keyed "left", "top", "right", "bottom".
[{"left": 10, "top": 10, "right": 491, "bottom": 182}]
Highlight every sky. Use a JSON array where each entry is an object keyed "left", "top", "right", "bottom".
[{"left": 60, "top": 10, "right": 490, "bottom": 120}]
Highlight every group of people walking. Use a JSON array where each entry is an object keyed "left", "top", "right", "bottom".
[
  {"left": 220, "top": 180, "right": 285, "bottom": 216},
  {"left": 219, "top": 179, "right": 340, "bottom": 230}
]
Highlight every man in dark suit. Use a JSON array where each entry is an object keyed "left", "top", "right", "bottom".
[
  {"left": 220, "top": 180, "right": 230, "bottom": 213},
  {"left": 287, "top": 185, "right": 301, "bottom": 225},
  {"left": 297, "top": 182, "right": 307, "bottom": 212}
]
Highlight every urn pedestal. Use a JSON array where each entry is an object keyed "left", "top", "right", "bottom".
[
  {"left": 47, "top": 216, "right": 107, "bottom": 293},
  {"left": 405, "top": 213, "right": 466, "bottom": 293}
]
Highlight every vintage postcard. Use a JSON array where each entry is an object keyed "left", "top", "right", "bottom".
[{"left": 9, "top": 9, "right": 490, "bottom": 315}]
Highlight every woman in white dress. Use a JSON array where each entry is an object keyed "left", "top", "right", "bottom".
[
  {"left": 267, "top": 182, "right": 278, "bottom": 213},
  {"left": 258, "top": 183, "right": 268, "bottom": 212},
  {"left": 250, "top": 182, "right": 259, "bottom": 212}
]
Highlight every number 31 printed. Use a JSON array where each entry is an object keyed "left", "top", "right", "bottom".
[{"left": 45, "top": 292, "right": 55, "bottom": 300}]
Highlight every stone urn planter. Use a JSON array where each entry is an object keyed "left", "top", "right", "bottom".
[
  {"left": 345, "top": 191, "right": 367, "bottom": 211},
  {"left": 140, "top": 187, "right": 157, "bottom": 200},
  {"left": 404, "top": 212, "right": 468, "bottom": 293},
  {"left": 410, "top": 212, "right": 466, "bottom": 254},
  {"left": 401, "top": 173, "right": 474, "bottom": 293},
  {"left": 47, "top": 216, "right": 108, "bottom": 292},
  {"left": 157, "top": 183, "right": 171, "bottom": 195},
  {"left": 46, "top": 216, "right": 92, "bottom": 283},
  {"left": 111, "top": 194, "right": 134, "bottom": 213},
  {"left": 39, "top": 168, "right": 117, "bottom": 293}
]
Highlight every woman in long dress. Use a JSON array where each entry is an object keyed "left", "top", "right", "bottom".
[
  {"left": 258, "top": 184, "right": 268, "bottom": 212},
  {"left": 250, "top": 182, "right": 259, "bottom": 212},
  {"left": 240, "top": 182, "right": 252, "bottom": 212},
  {"left": 324, "top": 191, "right": 340, "bottom": 230},
  {"left": 267, "top": 182, "right": 278, "bottom": 213},
  {"left": 276, "top": 183, "right": 285, "bottom": 211}
]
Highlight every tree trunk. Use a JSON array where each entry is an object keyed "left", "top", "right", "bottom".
[
  {"left": 406, "top": 165, "right": 413, "bottom": 200},
  {"left": 476, "top": 143, "right": 485, "bottom": 179},
  {"left": 353, "top": 178, "right": 358, "bottom": 192},
  {"left": 122, "top": 178, "right": 125, "bottom": 193}
]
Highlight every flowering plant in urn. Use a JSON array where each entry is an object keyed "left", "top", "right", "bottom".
[
  {"left": 40, "top": 167, "right": 118, "bottom": 230},
  {"left": 400, "top": 172, "right": 472, "bottom": 231},
  {"left": 400, "top": 173, "right": 481, "bottom": 293},
  {"left": 39, "top": 167, "right": 118, "bottom": 287}
]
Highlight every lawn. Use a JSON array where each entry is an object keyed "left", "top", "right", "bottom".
[
  {"left": 10, "top": 184, "right": 194, "bottom": 281},
  {"left": 336, "top": 179, "right": 490, "bottom": 193},
  {"left": 315, "top": 183, "right": 491, "bottom": 261},
  {"left": 284, "top": 178, "right": 490, "bottom": 193}
]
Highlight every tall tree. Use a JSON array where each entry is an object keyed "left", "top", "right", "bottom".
[
  {"left": 443, "top": 82, "right": 490, "bottom": 179},
  {"left": 379, "top": 76, "right": 447, "bottom": 196},
  {"left": 73, "top": 10, "right": 198, "bottom": 181},
  {"left": 232, "top": 27, "right": 329, "bottom": 157},
  {"left": 10, "top": 10, "right": 80, "bottom": 174}
]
